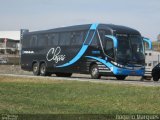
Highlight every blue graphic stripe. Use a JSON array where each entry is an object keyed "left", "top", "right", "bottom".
[
  {"left": 90, "top": 24, "right": 99, "bottom": 30},
  {"left": 83, "top": 29, "right": 90, "bottom": 45},
  {"left": 85, "top": 56, "right": 114, "bottom": 69},
  {"left": 83, "top": 23, "right": 99, "bottom": 45},
  {"left": 56, "top": 23, "right": 99, "bottom": 68},
  {"left": 85, "top": 56, "right": 144, "bottom": 76},
  {"left": 88, "top": 30, "right": 96, "bottom": 45},
  {"left": 56, "top": 45, "right": 88, "bottom": 67},
  {"left": 105, "top": 35, "right": 118, "bottom": 48}
]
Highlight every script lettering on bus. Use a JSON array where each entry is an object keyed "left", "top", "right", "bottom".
[{"left": 46, "top": 47, "right": 66, "bottom": 63}]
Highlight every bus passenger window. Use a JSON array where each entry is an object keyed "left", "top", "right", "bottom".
[
  {"left": 22, "top": 36, "right": 30, "bottom": 48},
  {"left": 37, "top": 35, "right": 48, "bottom": 47},
  {"left": 48, "top": 34, "right": 59, "bottom": 46},
  {"left": 47, "top": 34, "right": 53, "bottom": 45},
  {"left": 71, "top": 31, "right": 84, "bottom": 45},
  {"left": 59, "top": 32, "right": 71, "bottom": 46},
  {"left": 30, "top": 35, "right": 37, "bottom": 48},
  {"left": 91, "top": 33, "right": 99, "bottom": 47}
]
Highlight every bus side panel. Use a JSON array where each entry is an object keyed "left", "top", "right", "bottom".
[{"left": 45, "top": 45, "right": 82, "bottom": 73}]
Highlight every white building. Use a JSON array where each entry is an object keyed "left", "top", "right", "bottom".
[{"left": 0, "top": 31, "right": 20, "bottom": 55}]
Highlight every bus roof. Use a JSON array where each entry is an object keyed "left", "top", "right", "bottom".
[
  {"left": 24, "top": 24, "right": 141, "bottom": 35},
  {"left": 98, "top": 24, "right": 140, "bottom": 35}
]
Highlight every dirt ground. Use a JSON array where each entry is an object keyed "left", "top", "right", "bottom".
[{"left": 0, "top": 65, "right": 32, "bottom": 75}]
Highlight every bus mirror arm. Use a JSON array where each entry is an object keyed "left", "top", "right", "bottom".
[{"left": 105, "top": 35, "right": 118, "bottom": 48}]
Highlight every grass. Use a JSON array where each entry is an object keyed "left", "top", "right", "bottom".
[{"left": 0, "top": 76, "right": 160, "bottom": 114}]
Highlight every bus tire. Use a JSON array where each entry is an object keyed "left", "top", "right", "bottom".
[
  {"left": 90, "top": 64, "right": 101, "bottom": 79},
  {"left": 32, "top": 62, "right": 40, "bottom": 76},
  {"left": 115, "top": 75, "right": 126, "bottom": 80},
  {"left": 55, "top": 73, "right": 72, "bottom": 77},
  {"left": 40, "top": 63, "right": 47, "bottom": 76}
]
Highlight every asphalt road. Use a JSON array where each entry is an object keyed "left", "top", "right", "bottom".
[{"left": 0, "top": 73, "right": 160, "bottom": 87}]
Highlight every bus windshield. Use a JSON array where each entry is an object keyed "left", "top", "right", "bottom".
[{"left": 116, "top": 35, "right": 145, "bottom": 65}]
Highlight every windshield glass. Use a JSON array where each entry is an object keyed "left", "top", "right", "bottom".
[{"left": 116, "top": 35, "right": 145, "bottom": 65}]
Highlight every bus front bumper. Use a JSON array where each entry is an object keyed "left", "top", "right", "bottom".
[{"left": 111, "top": 67, "right": 145, "bottom": 76}]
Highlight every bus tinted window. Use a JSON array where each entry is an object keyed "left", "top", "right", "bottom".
[
  {"left": 71, "top": 31, "right": 84, "bottom": 45},
  {"left": 48, "top": 34, "right": 53, "bottom": 46},
  {"left": 30, "top": 35, "right": 37, "bottom": 48},
  {"left": 99, "top": 30, "right": 106, "bottom": 44},
  {"left": 22, "top": 36, "right": 30, "bottom": 48},
  {"left": 38, "top": 34, "right": 48, "bottom": 47},
  {"left": 59, "top": 32, "right": 71, "bottom": 46},
  {"left": 48, "top": 33, "right": 59, "bottom": 46},
  {"left": 84, "top": 30, "right": 95, "bottom": 45},
  {"left": 91, "top": 33, "right": 98, "bottom": 46}
]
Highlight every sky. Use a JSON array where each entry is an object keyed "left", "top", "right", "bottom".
[{"left": 0, "top": 0, "right": 160, "bottom": 41}]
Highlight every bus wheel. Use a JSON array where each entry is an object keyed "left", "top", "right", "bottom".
[
  {"left": 115, "top": 75, "right": 126, "bottom": 80},
  {"left": 32, "top": 62, "right": 40, "bottom": 76},
  {"left": 153, "top": 76, "right": 159, "bottom": 81},
  {"left": 90, "top": 64, "right": 101, "bottom": 79},
  {"left": 55, "top": 73, "right": 72, "bottom": 77},
  {"left": 40, "top": 63, "right": 47, "bottom": 76}
]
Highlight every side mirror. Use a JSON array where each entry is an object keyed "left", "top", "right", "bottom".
[
  {"left": 143, "top": 37, "right": 152, "bottom": 50},
  {"left": 105, "top": 35, "right": 118, "bottom": 48}
]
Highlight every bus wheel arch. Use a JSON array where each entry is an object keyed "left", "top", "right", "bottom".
[
  {"left": 39, "top": 61, "right": 52, "bottom": 76},
  {"left": 39, "top": 61, "right": 47, "bottom": 76},
  {"left": 89, "top": 63, "right": 101, "bottom": 79},
  {"left": 32, "top": 61, "right": 40, "bottom": 76}
]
